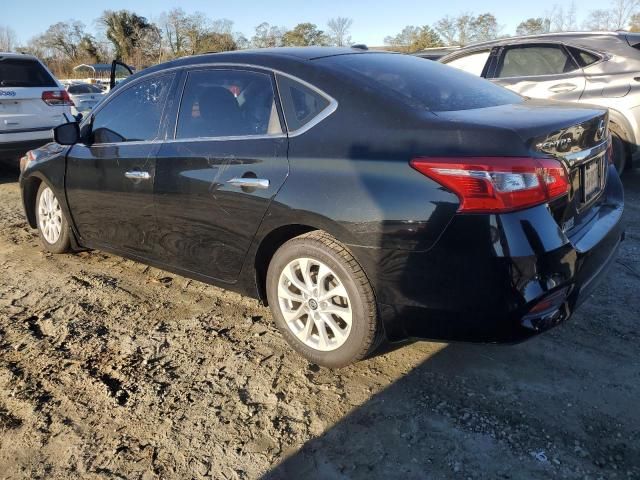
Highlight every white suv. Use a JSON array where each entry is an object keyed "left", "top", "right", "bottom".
[{"left": 1, "top": 52, "right": 73, "bottom": 166}]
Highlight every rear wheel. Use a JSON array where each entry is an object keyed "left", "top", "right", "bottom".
[
  {"left": 266, "top": 231, "right": 381, "bottom": 368},
  {"left": 35, "top": 182, "right": 71, "bottom": 254}
]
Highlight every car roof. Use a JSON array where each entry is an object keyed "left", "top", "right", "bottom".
[
  {"left": 0, "top": 52, "right": 39, "bottom": 60},
  {"left": 450, "top": 31, "right": 632, "bottom": 52},
  {"left": 119, "top": 47, "right": 394, "bottom": 90}
]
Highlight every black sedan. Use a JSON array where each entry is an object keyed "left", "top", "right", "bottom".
[{"left": 19, "top": 47, "right": 624, "bottom": 367}]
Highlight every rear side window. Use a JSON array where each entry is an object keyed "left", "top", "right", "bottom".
[
  {"left": 445, "top": 50, "right": 491, "bottom": 76},
  {"left": 497, "top": 45, "right": 578, "bottom": 78},
  {"left": 319, "top": 53, "right": 521, "bottom": 112},
  {"left": 92, "top": 73, "right": 175, "bottom": 144},
  {"left": 0, "top": 58, "right": 57, "bottom": 88},
  {"left": 176, "top": 69, "right": 282, "bottom": 139},
  {"left": 567, "top": 46, "right": 600, "bottom": 67},
  {"left": 277, "top": 75, "right": 331, "bottom": 132}
]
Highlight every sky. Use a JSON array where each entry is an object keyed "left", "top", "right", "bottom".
[{"left": 4, "top": 0, "right": 608, "bottom": 46}]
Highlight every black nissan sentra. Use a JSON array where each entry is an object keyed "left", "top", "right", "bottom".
[{"left": 19, "top": 47, "right": 624, "bottom": 367}]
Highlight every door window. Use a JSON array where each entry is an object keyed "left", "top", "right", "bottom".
[
  {"left": 176, "top": 69, "right": 282, "bottom": 139},
  {"left": 445, "top": 50, "right": 491, "bottom": 76},
  {"left": 497, "top": 45, "right": 578, "bottom": 78},
  {"left": 91, "top": 73, "right": 175, "bottom": 144}
]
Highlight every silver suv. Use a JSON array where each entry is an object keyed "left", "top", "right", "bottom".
[
  {"left": 1, "top": 52, "right": 72, "bottom": 166},
  {"left": 441, "top": 31, "right": 640, "bottom": 173}
]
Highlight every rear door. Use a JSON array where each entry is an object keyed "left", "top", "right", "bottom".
[
  {"left": 489, "top": 43, "right": 586, "bottom": 102},
  {"left": 0, "top": 56, "right": 69, "bottom": 133},
  {"left": 153, "top": 67, "right": 288, "bottom": 282},
  {"left": 65, "top": 72, "right": 178, "bottom": 258}
]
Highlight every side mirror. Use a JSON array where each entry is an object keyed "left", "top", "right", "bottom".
[{"left": 53, "top": 122, "right": 80, "bottom": 145}]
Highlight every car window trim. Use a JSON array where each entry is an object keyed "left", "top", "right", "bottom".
[
  {"left": 91, "top": 62, "right": 338, "bottom": 139},
  {"left": 492, "top": 42, "right": 581, "bottom": 81},
  {"left": 171, "top": 66, "right": 286, "bottom": 142},
  {"left": 564, "top": 44, "right": 607, "bottom": 69},
  {"left": 82, "top": 71, "right": 178, "bottom": 147}
]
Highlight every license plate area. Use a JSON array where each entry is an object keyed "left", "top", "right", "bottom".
[{"left": 581, "top": 156, "right": 604, "bottom": 205}]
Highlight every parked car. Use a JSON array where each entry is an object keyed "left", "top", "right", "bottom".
[
  {"left": 65, "top": 82, "right": 105, "bottom": 116},
  {"left": 19, "top": 48, "right": 624, "bottom": 367},
  {"left": 0, "top": 52, "right": 73, "bottom": 166},
  {"left": 440, "top": 31, "right": 640, "bottom": 174}
]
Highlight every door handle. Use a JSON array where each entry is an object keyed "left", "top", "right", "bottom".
[
  {"left": 124, "top": 171, "right": 151, "bottom": 181},
  {"left": 548, "top": 83, "right": 577, "bottom": 93},
  {"left": 227, "top": 178, "right": 269, "bottom": 189}
]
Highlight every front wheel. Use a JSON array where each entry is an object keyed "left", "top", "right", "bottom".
[
  {"left": 35, "top": 182, "right": 71, "bottom": 254},
  {"left": 266, "top": 231, "right": 381, "bottom": 368}
]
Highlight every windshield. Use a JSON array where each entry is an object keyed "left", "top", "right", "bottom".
[
  {"left": 0, "top": 58, "right": 57, "bottom": 88},
  {"left": 318, "top": 53, "right": 522, "bottom": 112}
]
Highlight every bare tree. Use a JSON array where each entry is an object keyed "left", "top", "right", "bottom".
[
  {"left": 545, "top": 2, "right": 578, "bottom": 32},
  {"left": 516, "top": 18, "right": 550, "bottom": 36},
  {"left": 435, "top": 12, "right": 501, "bottom": 46},
  {"left": 326, "top": 17, "right": 353, "bottom": 47},
  {"left": 0, "top": 25, "right": 17, "bottom": 52},
  {"left": 609, "top": 0, "right": 640, "bottom": 29},
  {"left": 251, "top": 22, "right": 286, "bottom": 48}
]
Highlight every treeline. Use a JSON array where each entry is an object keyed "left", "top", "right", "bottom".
[{"left": 1, "top": 1, "right": 640, "bottom": 77}]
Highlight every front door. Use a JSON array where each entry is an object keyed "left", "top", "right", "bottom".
[
  {"left": 66, "top": 72, "right": 177, "bottom": 258},
  {"left": 490, "top": 44, "right": 586, "bottom": 102},
  {"left": 153, "top": 68, "right": 289, "bottom": 282}
]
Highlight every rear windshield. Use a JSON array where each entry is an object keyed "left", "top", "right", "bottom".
[
  {"left": 0, "top": 58, "right": 57, "bottom": 88},
  {"left": 68, "top": 84, "right": 103, "bottom": 94},
  {"left": 318, "top": 53, "right": 522, "bottom": 112}
]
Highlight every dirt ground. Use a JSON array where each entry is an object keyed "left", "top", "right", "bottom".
[{"left": 0, "top": 166, "right": 639, "bottom": 480}]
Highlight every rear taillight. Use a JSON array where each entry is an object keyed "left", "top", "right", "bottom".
[
  {"left": 410, "top": 157, "right": 570, "bottom": 213},
  {"left": 42, "top": 90, "right": 74, "bottom": 106}
]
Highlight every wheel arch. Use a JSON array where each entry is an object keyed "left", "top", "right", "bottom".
[
  {"left": 607, "top": 109, "right": 635, "bottom": 168},
  {"left": 253, "top": 223, "right": 319, "bottom": 305},
  {"left": 21, "top": 174, "right": 44, "bottom": 229}
]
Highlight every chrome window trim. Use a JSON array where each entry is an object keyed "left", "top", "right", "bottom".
[{"left": 86, "top": 62, "right": 338, "bottom": 143}]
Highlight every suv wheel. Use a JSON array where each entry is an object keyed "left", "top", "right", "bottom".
[
  {"left": 266, "top": 231, "right": 381, "bottom": 368},
  {"left": 35, "top": 182, "right": 71, "bottom": 253}
]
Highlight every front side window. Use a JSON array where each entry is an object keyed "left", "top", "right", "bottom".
[
  {"left": 445, "top": 50, "right": 491, "bottom": 76},
  {"left": 176, "top": 69, "right": 282, "bottom": 139},
  {"left": 92, "top": 73, "right": 175, "bottom": 144},
  {"left": 497, "top": 45, "right": 578, "bottom": 78},
  {"left": 277, "top": 75, "right": 331, "bottom": 132}
]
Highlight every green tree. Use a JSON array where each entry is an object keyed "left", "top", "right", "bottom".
[
  {"left": 516, "top": 18, "right": 550, "bottom": 36},
  {"left": 435, "top": 12, "right": 501, "bottom": 46},
  {"left": 99, "top": 10, "right": 157, "bottom": 64},
  {"left": 281, "top": 23, "right": 328, "bottom": 47},
  {"left": 384, "top": 25, "right": 443, "bottom": 53}
]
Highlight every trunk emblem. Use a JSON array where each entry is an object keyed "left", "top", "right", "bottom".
[{"left": 595, "top": 119, "right": 606, "bottom": 142}]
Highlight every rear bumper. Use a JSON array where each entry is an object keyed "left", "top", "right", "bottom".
[
  {"left": 0, "top": 138, "right": 52, "bottom": 162},
  {"left": 350, "top": 164, "right": 625, "bottom": 343}
]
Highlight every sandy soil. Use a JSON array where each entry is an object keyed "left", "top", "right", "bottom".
[{"left": 0, "top": 167, "right": 639, "bottom": 480}]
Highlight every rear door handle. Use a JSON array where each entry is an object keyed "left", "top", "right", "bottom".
[
  {"left": 227, "top": 178, "right": 269, "bottom": 189},
  {"left": 548, "top": 83, "right": 578, "bottom": 93},
  {"left": 124, "top": 171, "right": 151, "bottom": 180}
]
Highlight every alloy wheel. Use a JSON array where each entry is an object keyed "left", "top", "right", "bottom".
[
  {"left": 38, "top": 187, "right": 63, "bottom": 245},
  {"left": 277, "top": 257, "right": 353, "bottom": 352}
]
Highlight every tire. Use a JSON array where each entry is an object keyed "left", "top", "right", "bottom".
[
  {"left": 611, "top": 132, "right": 627, "bottom": 175},
  {"left": 266, "top": 230, "right": 382, "bottom": 368},
  {"left": 35, "top": 182, "right": 71, "bottom": 254}
]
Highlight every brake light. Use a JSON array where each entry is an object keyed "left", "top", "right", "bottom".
[
  {"left": 42, "top": 90, "right": 74, "bottom": 106},
  {"left": 410, "top": 157, "right": 570, "bottom": 213}
]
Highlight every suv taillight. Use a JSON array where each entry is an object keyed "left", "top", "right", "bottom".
[
  {"left": 410, "top": 157, "right": 570, "bottom": 213},
  {"left": 42, "top": 90, "right": 74, "bottom": 106}
]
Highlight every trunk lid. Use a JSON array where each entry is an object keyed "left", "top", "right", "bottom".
[{"left": 434, "top": 100, "right": 609, "bottom": 233}]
